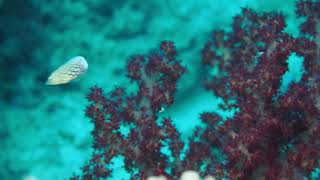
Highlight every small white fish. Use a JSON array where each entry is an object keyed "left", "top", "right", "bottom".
[{"left": 46, "top": 56, "right": 88, "bottom": 85}]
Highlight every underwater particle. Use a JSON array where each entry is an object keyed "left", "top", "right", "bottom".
[
  {"left": 23, "top": 175, "right": 38, "bottom": 180},
  {"left": 179, "top": 170, "right": 200, "bottom": 180},
  {"left": 204, "top": 175, "right": 216, "bottom": 180},
  {"left": 159, "top": 107, "right": 165, "bottom": 113},
  {"left": 147, "top": 175, "right": 167, "bottom": 180},
  {"left": 46, "top": 56, "right": 88, "bottom": 85}
]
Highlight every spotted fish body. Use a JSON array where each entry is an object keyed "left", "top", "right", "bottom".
[{"left": 46, "top": 56, "right": 88, "bottom": 85}]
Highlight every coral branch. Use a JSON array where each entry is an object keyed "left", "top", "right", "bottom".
[
  {"left": 72, "top": 1, "right": 320, "bottom": 179},
  {"left": 199, "top": 1, "right": 320, "bottom": 179},
  {"left": 72, "top": 41, "right": 186, "bottom": 179}
]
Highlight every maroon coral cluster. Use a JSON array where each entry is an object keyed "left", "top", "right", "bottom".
[
  {"left": 72, "top": 1, "right": 320, "bottom": 180},
  {"left": 72, "top": 41, "right": 187, "bottom": 179},
  {"left": 199, "top": 1, "right": 320, "bottom": 179}
]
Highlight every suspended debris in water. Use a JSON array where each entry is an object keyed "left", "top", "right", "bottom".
[{"left": 46, "top": 56, "right": 88, "bottom": 85}]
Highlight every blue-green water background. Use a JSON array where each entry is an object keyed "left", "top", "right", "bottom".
[{"left": 0, "top": 0, "right": 318, "bottom": 179}]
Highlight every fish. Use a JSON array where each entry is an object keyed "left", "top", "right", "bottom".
[{"left": 46, "top": 56, "right": 88, "bottom": 85}]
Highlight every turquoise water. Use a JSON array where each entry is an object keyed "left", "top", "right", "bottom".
[{"left": 0, "top": 0, "right": 319, "bottom": 179}]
